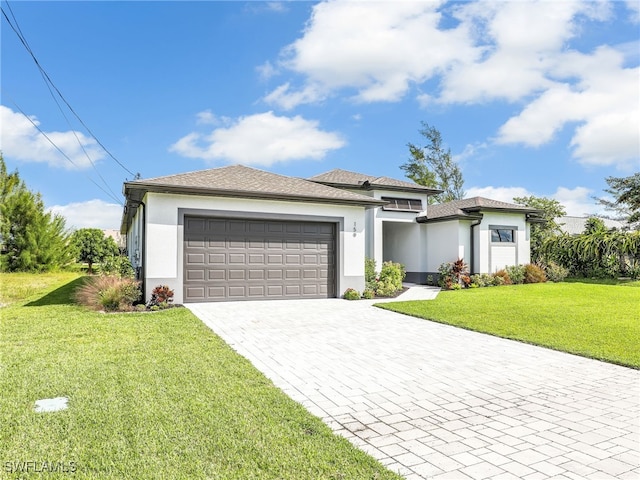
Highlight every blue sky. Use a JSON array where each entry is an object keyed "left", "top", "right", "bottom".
[{"left": 1, "top": 0, "right": 638, "bottom": 230}]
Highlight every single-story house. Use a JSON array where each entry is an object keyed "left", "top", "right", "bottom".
[{"left": 121, "top": 165, "right": 542, "bottom": 303}]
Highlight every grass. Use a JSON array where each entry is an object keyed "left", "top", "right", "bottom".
[
  {"left": 379, "top": 280, "right": 640, "bottom": 369},
  {"left": 0, "top": 273, "right": 400, "bottom": 479}
]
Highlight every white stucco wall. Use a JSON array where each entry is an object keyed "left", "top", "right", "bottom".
[
  {"left": 369, "top": 188, "right": 430, "bottom": 276},
  {"left": 475, "top": 212, "right": 531, "bottom": 273},
  {"left": 425, "top": 221, "right": 462, "bottom": 272},
  {"left": 138, "top": 192, "right": 368, "bottom": 303}
]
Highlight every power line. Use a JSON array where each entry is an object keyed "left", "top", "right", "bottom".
[
  {"left": 1, "top": 2, "right": 139, "bottom": 179},
  {"left": 2, "top": 1, "right": 121, "bottom": 202},
  {"left": 8, "top": 98, "right": 124, "bottom": 206}
]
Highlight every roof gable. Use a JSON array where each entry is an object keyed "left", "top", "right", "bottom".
[{"left": 418, "top": 197, "right": 541, "bottom": 222}]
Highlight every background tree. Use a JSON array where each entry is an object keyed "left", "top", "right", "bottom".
[
  {"left": 583, "top": 217, "right": 607, "bottom": 235},
  {"left": 0, "top": 154, "right": 73, "bottom": 272},
  {"left": 401, "top": 122, "right": 464, "bottom": 204},
  {"left": 513, "top": 195, "right": 566, "bottom": 262},
  {"left": 594, "top": 173, "right": 640, "bottom": 229},
  {"left": 71, "top": 228, "right": 118, "bottom": 274}
]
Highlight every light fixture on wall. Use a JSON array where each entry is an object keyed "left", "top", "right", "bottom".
[{"left": 353, "top": 221, "right": 357, "bottom": 237}]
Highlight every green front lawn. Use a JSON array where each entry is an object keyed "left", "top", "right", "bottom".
[
  {"left": 0, "top": 273, "right": 400, "bottom": 479},
  {"left": 379, "top": 280, "right": 640, "bottom": 368}
]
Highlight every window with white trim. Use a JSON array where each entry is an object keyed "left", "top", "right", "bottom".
[{"left": 381, "top": 197, "right": 422, "bottom": 212}]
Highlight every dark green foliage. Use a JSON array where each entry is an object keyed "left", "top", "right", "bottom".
[
  {"left": 0, "top": 155, "right": 73, "bottom": 272},
  {"left": 365, "top": 257, "right": 377, "bottom": 291},
  {"left": 542, "top": 230, "right": 640, "bottom": 279},
  {"left": 595, "top": 173, "right": 640, "bottom": 229},
  {"left": 70, "top": 228, "right": 118, "bottom": 274},
  {"left": 513, "top": 195, "right": 566, "bottom": 263},
  {"left": 584, "top": 217, "right": 607, "bottom": 235},
  {"left": 401, "top": 122, "right": 464, "bottom": 204}
]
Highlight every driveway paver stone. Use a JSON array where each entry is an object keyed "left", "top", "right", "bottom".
[{"left": 188, "top": 290, "right": 640, "bottom": 480}]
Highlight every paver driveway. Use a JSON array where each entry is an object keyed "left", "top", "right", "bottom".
[{"left": 188, "top": 297, "right": 640, "bottom": 480}]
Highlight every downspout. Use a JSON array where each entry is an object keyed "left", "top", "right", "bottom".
[
  {"left": 470, "top": 218, "right": 482, "bottom": 275},
  {"left": 139, "top": 201, "right": 146, "bottom": 302},
  {"left": 130, "top": 200, "right": 146, "bottom": 301}
]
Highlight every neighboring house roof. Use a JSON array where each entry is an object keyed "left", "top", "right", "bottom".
[
  {"left": 308, "top": 168, "right": 442, "bottom": 195},
  {"left": 559, "top": 216, "right": 626, "bottom": 235},
  {"left": 121, "top": 165, "right": 386, "bottom": 232},
  {"left": 417, "top": 197, "right": 543, "bottom": 223}
]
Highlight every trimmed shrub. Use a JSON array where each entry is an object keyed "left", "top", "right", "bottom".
[
  {"left": 74, "top": 275, "right": 141, "bottom": 311},
  {"left": 470, "top": 273, "right": 493, "bottom": 287},
  {"left": 524, "top": 264, "right": 547, "bottom": 283},
  {"left": 494, "top": 269, "right": 512, "bottom": 285},
  {"left": 342, "top": 288, "right": 360, "bottom": 300},
  {"left": 505, "top": 265, "right": 526, "bottom": 284},
  {"left": 545, "top": 262, "right": 569, "bottom": 283},
  {"left": 361, "top": 289, "right": 375, "bottom": 299},
  {"left": 379, "top": 261, "right": 405, "bottom": 292},
  {"left": 365, "top": 257, "right": 377, "bottom": 291}
]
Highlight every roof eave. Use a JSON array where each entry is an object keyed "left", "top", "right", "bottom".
[
  {"left": 121, "top": 182, "right": 387, "bottom": 232},
  {"left": 416, "top": 213, "right": 483, "bottom": 224}
]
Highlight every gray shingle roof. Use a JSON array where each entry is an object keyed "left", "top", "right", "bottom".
[
  {"left": 308, "top": 168, "right": 441, "bottom": 194},
  {"left": 418, "top": 197, "right": 540, "bottom": 222},
  {"left": 125, "top": 165, "right": 385, "bottom": 205},
  {"left": 559, "top": 216, "right": 625, "bottom": 235}
]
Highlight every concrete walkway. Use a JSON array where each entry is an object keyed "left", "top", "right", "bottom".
[{"left": 188, "top": 289, "right": 640, "bottom": 480}]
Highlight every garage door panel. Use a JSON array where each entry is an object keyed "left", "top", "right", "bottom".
[
  {"left": 248, "top": 270, "right": 264, "bottom": 280},
  {"left": 228, "top": 286, "right": 247, "bottom": 297},
  {"left": 184, "top": 217, "right": 336, "bottom": 302},
  {"left": 208, "top": 270, "right": 225, "bottom": 280},
  {"left": 267, "top": 254, "right": 283, "bottom": 264},
  {"left": 186, "top": 269, "right": 205, "bottom": 281},
  {"left": 187, "top": 253, "right": 206, "bottom": 264},
  {"left": 209, "top": 253, "right": 226, "bottom": 264},
  {"left": 267, "top": 285, "right": 283, "bottom": 296}
]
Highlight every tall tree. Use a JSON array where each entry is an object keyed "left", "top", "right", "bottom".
[
  {"left": 594, "top": 173, "right": 640, "bottom": 230},
  {"left": 513, "top": 195, "right": 566, "bottom": 262},
  {"left": 401, "top": 122, "right": 464, "bottom": 204},
  {"left": 71, "top": 228, "right": 119, "bottom": 274},
  {"left": 0, "top": 154, "right": 73, "bottom": 272}
]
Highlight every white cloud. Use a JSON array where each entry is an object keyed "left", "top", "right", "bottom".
[
  {"left": 496, "top": 47, "right": 640, "bottom": 168},
  {"left": 49, "top": 199, "right": 122, "bottom": 230},
  {"left": 261, "top": 1, "right": 637, "bottom": 170},
  {"left": 0, "top": 105, "right": 104, "bottom": 169},
  {"left": 626, "top": 0, "right": 640, "bottom": 22},
  {"left": 195, "top": 110, "right": 230, "bottom": 126},
  {"left": 264, "top": 1, "right": 477, "bottom": 109},
  {"left": 256, "top": 61, "right": 278, "bottom": 81},
  {"left": 169, "top": 111, "right": 345, "bottom": 165},
  {"left": 466, "top": 184, "right": 601, "bottom": 216}
]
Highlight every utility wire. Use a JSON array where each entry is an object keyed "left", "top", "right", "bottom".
[
  {"left": 2, "top": 1, "right": 121, "bottom": 202},
  {"left": 8, "top": 97, "right": 124, "bottom": 206},
  {"left": 1, "top": 2, "right": 139, "bottom": 179}
]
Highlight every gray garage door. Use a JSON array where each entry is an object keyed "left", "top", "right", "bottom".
[{"left": 184, "top": 217, "right": 336, "bottom": 302}]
